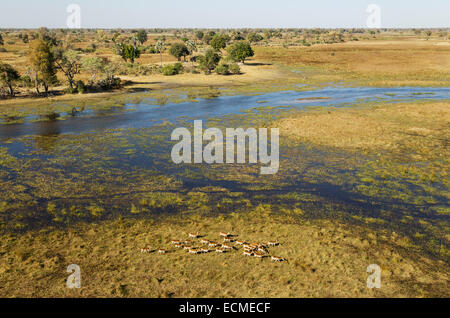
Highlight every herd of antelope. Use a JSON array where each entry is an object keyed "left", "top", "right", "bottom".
[{"left": 140, "top": 231, "right": 287, "bottom": 263}]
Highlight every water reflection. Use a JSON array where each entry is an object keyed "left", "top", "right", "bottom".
[{"left": 33, "top": 121, "right": 61, "bottom": 152}]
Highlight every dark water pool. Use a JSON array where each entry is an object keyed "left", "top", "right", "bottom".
[{"left": 1, "top": 86, "right": 449, "bottom": 140}]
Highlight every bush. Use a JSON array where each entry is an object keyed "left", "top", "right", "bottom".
[
  {"left": 146, "top": 46, "right": 158, "bottom": 54},
  {"left": 64, "top": 87, "right": 78, "bottom": 94},
  {"left": 0, "top": 87, "right": 10, "bottom": 99},
  {"left": 84, "top": 43, "right": 97, "bottom": 53},
  {"left": 76, "top": 80, "right": 86, "bottom": 94},
  {"left": 162, "top": 63, "right": 183, "bottom": 76},
  {"left": 115, "top": 62, "right": 155, "bottom": 76},
  {"left": 229, "top": 63, "right": 241, "bottom": 75},
  {"left": 215, "top": 63, "right": 230, "bottom": 75},
  {"left": 19, "top": 75, "right": 33, "bottom": 88},
  {"left": 96, "top": 77, "right": 121, "bottom": 90},
  {"left": 197, "top": 49, "right": 221, "bottom": 74}
]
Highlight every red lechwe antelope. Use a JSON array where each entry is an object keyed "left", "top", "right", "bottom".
[
  {"left": 253, "top": 251, "right": 267, "bottom": 258},
  {"left": 208, "top": 241, "right": 219, "bottom": 248},
  {"left": 257, "top": 246, "right": 268, "bottom": 253},
  {"left": 189, "top": 232, "right": 200, "bottom": 239},
  {"left": 235, "top": 240, "right": 246, "bottom": 246},
  {"left": 200, "top": 239, "right": 210, "bottom": 245},
  {"left": 140, "top": 248, "right": 151, "bottom": 253},
  {"left": 188, "top": 248, "right": 201, "bottom": 255},
  {"left": 171, "top": 240, "right": 182, "bottom": 245},
  {"left": 243, "top": 244, "right": 257, "bottom": 251},
  {"left": 267, "top": 241, "right": 280, "bottom": 247},
  {"left": 158, "top": 249, "right": 167, "bottom": 254},
  {"left": 271, "top": 256, "right": 287, "bottom": 262},
  {"left": 219, "top": 232, "right": 232, "bottom": 238},
  {"left": 221, "top": 243, "right": 234, "bottom": 250},
  {"left": 243, "top": 250, "right": 253, "bottom": 257},
  {"left": 215, "top": 248, "right": 226, "bottom": 253}
]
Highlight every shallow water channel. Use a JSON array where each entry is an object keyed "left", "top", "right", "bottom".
[{"left": 0, "top": 86, "right": 448, "bottom": 259}]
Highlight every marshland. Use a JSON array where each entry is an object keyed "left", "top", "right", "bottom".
[{"left": 0, "top": 27, "right": 449, "bottom": 297}]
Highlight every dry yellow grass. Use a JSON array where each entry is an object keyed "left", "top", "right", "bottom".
[
  {"left": 255, "top": 39, "right": 450, "bottom": 86},
  {"left": 276, "top": 101, "right": 450, "bottom": 160},
  {"left": 0, "top": 210, "right": 448, "bottom": 298}
]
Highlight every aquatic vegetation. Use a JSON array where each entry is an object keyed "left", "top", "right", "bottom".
[{"left": 0, "top": 93, "right": 448, "bottom": 262}]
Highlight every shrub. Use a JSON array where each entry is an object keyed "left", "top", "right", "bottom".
[
  {"left": 96, "top": 77, "right": 121, "bottom": 90},
  {"left": 19, "top": 75, "right": 33, "bottom": 88},
  {"left": 215, "top": 63, "right": 230, "bottom": 75},
  {"left": 84, "top": 43, "right": 97, "bottom": 53},
  {"left": 64, "top": 87, "right": 78, "bottom": 94},
  {"left": 229, "top": 63, "right": 241, "bottom": 75},
  {"left": 162, "top": 63, "right": 183, "bottom": 76},
  {"left": 146, "top": 46, "right": 158, "bottom": 54},
  {"left": 76, "top": 80, "right": 86, "bottom": 94}
]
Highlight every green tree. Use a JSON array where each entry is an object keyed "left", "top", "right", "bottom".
[
  {"left": 169, "top": 43, "right": 190, "bottom": 61},
  {"left": 28, "top": 39, "right": 58, "bottom": 94},
  {"left": 124, "top": 44, "right": 140, "bottom": 63},
  {"left": 227, "top": 41, "right": 254, "bottom": 64},
  {"left": 232, "top": 31, "right": 245, "bottom": 40},
  {"left": 263, "top": 30, "right": 273, "bottom": 40},
  {"left": 210, "top": 34, "right": 229, "bottom": 51},
  {"left": 155, "top": 40, "right": 165, "bottom": 67},
  {"left": 54, "top": 49, "right": 81, "bottom": 89},
  {"left": 112, "top": 32, "right": 121, "bottom": 43},
  {"left": 136, "top": 30, "right": 148, "bottom": 44},
  {"left": 247, "top": 32, "right": 263, "bottom": 43},
  {"left": 81, "top": 56, "right": 106, "bottom": 85},
  {"left": 203, "top": 34, "right": 213, "bottom": 44},
  {"left": 196, "top": 31, "right": 204, "bottom": 41},
  {"left": 115, "top": 43, "right": 141, "bottom": 64},
  {"left": 0, "top": 62, "right": 20, "bottom": 97},
  {"left": 186, "top": 40, "right": 197, "bottom": 63},
  {"left": 37, "top": 27, "right": 58, "bottom": 46},
  {"left": 197, "top": 49, "right": 221, "bottom": 74}
]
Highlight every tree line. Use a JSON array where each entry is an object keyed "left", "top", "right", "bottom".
[{"left": 0, "top": 28, "right": 256, "bottom": 98}]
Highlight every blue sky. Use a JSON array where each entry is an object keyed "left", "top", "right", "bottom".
[{"left": 1, "top": 0, "right": 449, "bottom": 28}]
